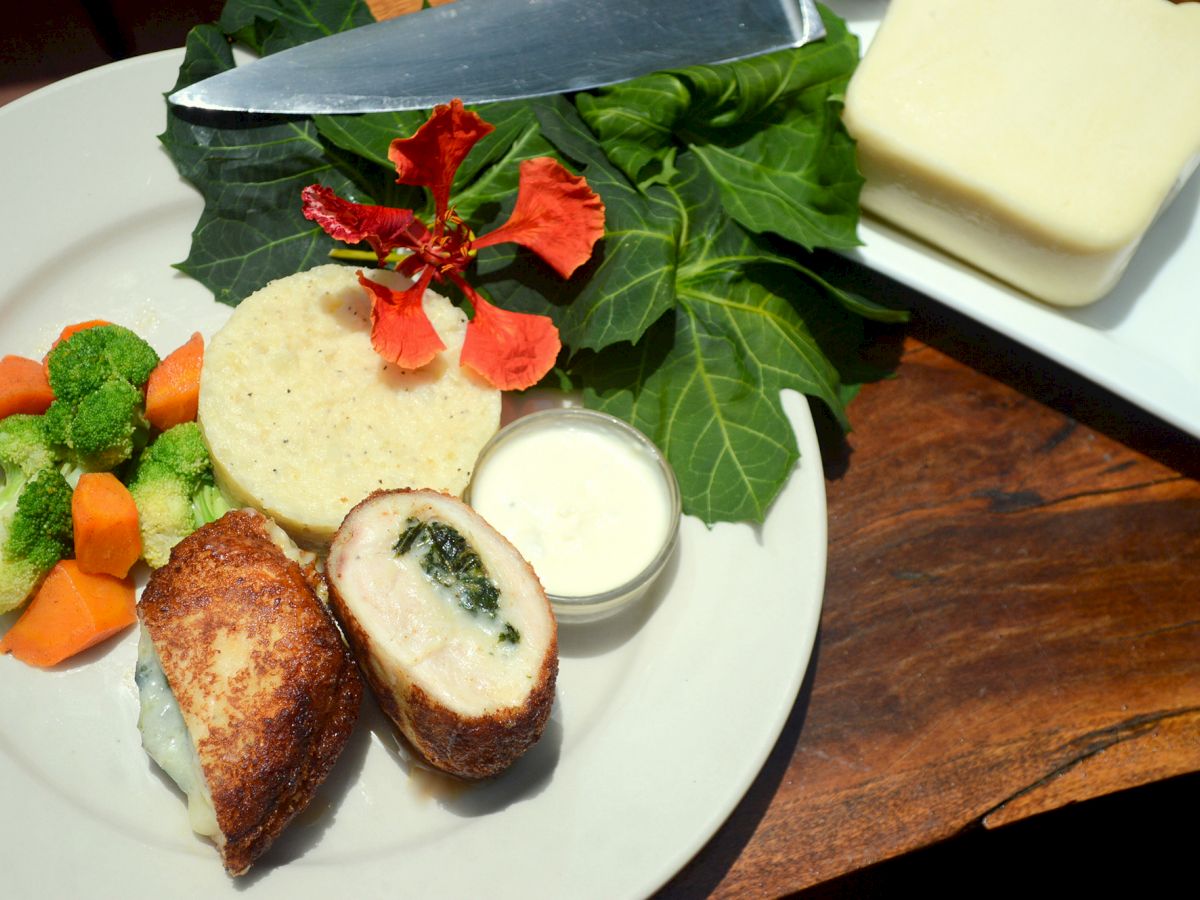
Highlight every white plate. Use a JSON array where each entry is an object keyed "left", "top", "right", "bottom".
[
  {"left": 0, "top": 51, "right": 826, "bottom": 899},
  {"left": 829, "top": 1, "right": 1200, "bottom": 439}
]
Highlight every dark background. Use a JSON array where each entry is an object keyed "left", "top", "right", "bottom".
[{"left": 0, "top": 1, "right": 225, "bottom": 104}]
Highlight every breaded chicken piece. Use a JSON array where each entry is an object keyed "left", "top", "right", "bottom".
[
  {"left": 138, "top": 509, "right": 363, "bottom": 875},
  {"left": 327, "top": 489, "right": 557, "bottom": 779}
]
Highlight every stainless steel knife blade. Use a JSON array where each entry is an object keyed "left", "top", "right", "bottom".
[{"left": 168, "top": 0, "right": 825, "bottom": 115}]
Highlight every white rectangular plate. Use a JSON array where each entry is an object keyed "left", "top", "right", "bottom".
[{"left": 830, "top": 0, "right": 1200, "bottom": 438}]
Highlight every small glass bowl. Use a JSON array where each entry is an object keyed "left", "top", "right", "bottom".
[{"left": 466, "top": 407, "right": 681, "bottom": 624}]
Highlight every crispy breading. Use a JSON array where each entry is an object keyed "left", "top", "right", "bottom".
[
  {"left": 139, "top": 509, "right": 363, "bottom": 875},
  {"left": 327, "top": 489, "right": 558, "bottom": 779}
]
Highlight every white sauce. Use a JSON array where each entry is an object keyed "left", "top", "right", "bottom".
[{"left": 469, "top": 415, "right": 673, "bottom": 597}]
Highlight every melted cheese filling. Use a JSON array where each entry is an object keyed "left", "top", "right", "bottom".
[{"left": 135, "top": 625, "right": 219, "bottom": 839}]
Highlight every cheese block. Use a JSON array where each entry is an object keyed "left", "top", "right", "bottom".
[
  {"left": 198, "top": 264, "right": 500, "bottom": 549},
  {"left": 842, "top": 0, "right": 1200, "bottom": 306}
]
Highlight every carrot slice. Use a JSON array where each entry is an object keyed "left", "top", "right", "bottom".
[
  {"left": 72, "top": 472, "right": 143, "bottom": 578},
  {"left": 0, "top": 560, "right": 136, "bottom": 667},
  {"left": 144, "top": 332, "right": 204, "bottom": 431},
  {"left": 0, "top": 355, "right": 55, "bottom": 419}
]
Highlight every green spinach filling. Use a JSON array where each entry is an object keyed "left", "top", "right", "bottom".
[{"left": 394, "top": 517, "right": 520, "bottom": 645}]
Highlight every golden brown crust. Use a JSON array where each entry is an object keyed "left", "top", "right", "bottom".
[
  {"left": 330, "top": 577, "right": 557, "bottom": 779},
  {"left": 139, "top": 509, "right": 363, "bottom": 875},
  {"left": 327, "top": 488, "right": 558, "bottom": 780}
]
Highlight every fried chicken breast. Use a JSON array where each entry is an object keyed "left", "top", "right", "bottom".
[
  {"left": 327, "top": 489, "right": 557, "bottom": 780},
  {"left": 137, "top": 509, "right": 363, "bottom": 876}
]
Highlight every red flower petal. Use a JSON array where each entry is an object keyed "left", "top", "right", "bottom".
[
  {"left": 471, "top": 157, "right": 606, "bottom": 279},
  {"left": 387, "top": 99, "right": 494, "bottom": 223},
  {"left": 456, "top": 281, "right": 561, "bottom": 391},
  {"left": 302, "top": 184, "right": 429, "bottom": 265},
  {"left": 357, "top": 269, "right": 446, "bottom": 370}
]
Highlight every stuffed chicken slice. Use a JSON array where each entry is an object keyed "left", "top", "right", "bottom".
[
  {"left": 327, "top": 489, "right": 557, "bottom": 780},
  {"left": 136, "top": 509, "right": 363, "bottom": 876}
]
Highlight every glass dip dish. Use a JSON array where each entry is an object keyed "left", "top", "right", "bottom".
[{"left": 465, "top": 407, "right": 681, "bottom": 623}]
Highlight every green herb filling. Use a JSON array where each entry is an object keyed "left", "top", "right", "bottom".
[{"left": 394, "top": 517, "right": 520, "bottom": 644}]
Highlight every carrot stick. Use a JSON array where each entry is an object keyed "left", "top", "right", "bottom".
[
  {"left": 0, "top": 355, "right": 55, "bottom": 419},
  {"left": 0, "top": 560, "right": 136, "bottom": 668},
  {"left": 144, "top": 332, "right": 204, "bottom": 431},
  {"left": 72, "top": 472, "right": 143, "bottom": 579}
]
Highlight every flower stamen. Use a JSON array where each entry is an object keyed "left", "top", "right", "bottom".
[{"left": 302, "top": 99, "right": 605, "bottom": 390}]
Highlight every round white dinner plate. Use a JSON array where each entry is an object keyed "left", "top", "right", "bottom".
[{"left": 0, "top": 51, "right": 826, "bottom": 899}]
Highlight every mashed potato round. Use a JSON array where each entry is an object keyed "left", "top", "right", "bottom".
[{"left": 198, "top": 264, "right": 500, "bottom": 549}]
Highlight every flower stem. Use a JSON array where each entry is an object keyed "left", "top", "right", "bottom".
[{"left": 329, "top": 248, "right": 412, "bottom": 265}]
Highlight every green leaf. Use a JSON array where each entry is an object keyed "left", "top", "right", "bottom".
[
  {"left": 161, "top": 1, "right": 908, "bottom": 525},
  {"left": 688, "top": 92, "right": 862, "bottom": 251},
  {"left": 160, "top": 25, "right": 368, "bottom": 305},
  {"left": 574, "top": 73, "right": 690, "bottom": 190},
  {"left": 218, "top": 0, "right": 373, "bottom": 55},
  {"left": 578, "top": 4, "right": 863, "bottom": 250},
  {"left": 574, "top": 153, "right": 858, "bottom": 523}
]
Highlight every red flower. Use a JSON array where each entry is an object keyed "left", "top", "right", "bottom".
[{"left": 301, "top": 99, "right": 605, "bottom": 390}]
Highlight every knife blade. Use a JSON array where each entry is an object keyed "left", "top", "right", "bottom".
[{"left": 168, "top": 0, "right": 825, "bottom": 115}]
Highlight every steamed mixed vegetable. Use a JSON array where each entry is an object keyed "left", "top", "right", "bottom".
[{"left": 0, "top": 321, "right": 229, "bottom": 666}]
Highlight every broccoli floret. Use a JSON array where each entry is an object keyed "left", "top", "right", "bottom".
[
  {"left": 128, "top": 423, "right": 232, "bottom": 568},
  {"left": 44, "top": 381, "right": 151, "bottom": 480},
  {"left": 45, "top": 380, "right": 150, "bottom": 474},
  {"left": 132, "top": 421, "right": 213, "bottom": 491},
  {"left": 0, "top": 414, "right": 60, "bottom": 483},
  {"left": 45, "top": 324, "right": 159, "bottom": 402},
  {"left": 0, "top": 467, "right": 74, "bottom": 614},
  {"left": 42, "top": 324, "right": 159, "bottom": 475},
  {"left": 1, "top": 415, "right": 69, "bottom": 612},
  {"left": 193, "top": 483, "right": 233, "bottom": 527}
]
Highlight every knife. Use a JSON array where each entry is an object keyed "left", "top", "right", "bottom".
[{"left": 168, "top": 0, "right": 825, "bottom": 115}]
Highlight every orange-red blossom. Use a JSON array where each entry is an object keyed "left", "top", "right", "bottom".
[{"left": 302, "top": 99, "right": 605, "bottom": 390}]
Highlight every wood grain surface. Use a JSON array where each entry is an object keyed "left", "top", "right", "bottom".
[{"left": 658, "top": 261, "right": 1200, "bottom": 896}]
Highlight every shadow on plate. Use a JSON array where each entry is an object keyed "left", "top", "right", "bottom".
[
  {"left": 358, "top": 689, "right": 562, "bottom": 820},
  {"left": 808, "top": 251, "right": 1200, "bottom": 480},
  {"left": 1069, "top": 170, "right": 1200, "bottom": 332},
  {"left": 555, "top": 540, "right": 679, "bottom": 658}
]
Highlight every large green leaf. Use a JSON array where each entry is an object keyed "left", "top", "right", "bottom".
[
  {"left": 162, "top": 0, "right": 908, "bottom": 524},
  {"left": 577, "top": 153, "right": 859, "bottom": 523},
  {"left": 577, "top": 5, "right": 862, "bottom": 250},
  {"left": 160, "top": 25, "right": 367, "bottom": 305}
]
